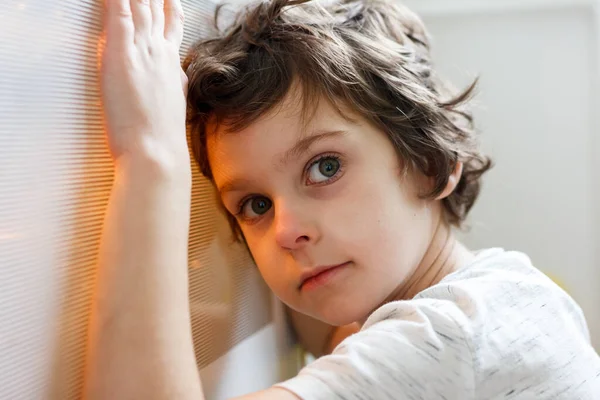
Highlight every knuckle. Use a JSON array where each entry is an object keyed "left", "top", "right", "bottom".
[{"left": 116, "top": 10, "right": 133, "bottom": 19}]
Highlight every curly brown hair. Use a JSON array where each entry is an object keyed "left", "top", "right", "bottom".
[{"left": 183, "top": 0, "right": 492, "bottom": 241}]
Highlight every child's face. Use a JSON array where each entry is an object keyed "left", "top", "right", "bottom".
[{"left": 207, "top": 93, "right": 442, "bottom": 326}]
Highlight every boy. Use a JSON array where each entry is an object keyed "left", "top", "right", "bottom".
[{"left": 86, "top": 0, "right": 600, "bottom": 398}]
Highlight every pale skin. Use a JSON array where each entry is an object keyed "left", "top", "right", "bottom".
[{"left": 84, "top": 1, "right": 473, "bottom": 399}]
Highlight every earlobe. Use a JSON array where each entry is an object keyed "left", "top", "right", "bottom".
[{"left": 436, "top": 161, "right": 463, "bottom": 200}]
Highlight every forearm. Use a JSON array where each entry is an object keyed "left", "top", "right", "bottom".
[{"left": 85, "top": 150, "right": 203, "bottom": 400}]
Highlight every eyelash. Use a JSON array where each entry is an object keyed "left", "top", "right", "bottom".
[
  {"left": 305, "top": 153, "right": 344, "bottom": 185},
  {"left": 234, "top": 153, "right": 344, "bottom": 221}
]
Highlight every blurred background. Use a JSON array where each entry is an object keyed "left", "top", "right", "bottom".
[
  {"left": 0, "top": 0, "right": 598, "bottom": 398},
  {"left": 403, "top": 0, "right": 600, "bottom": 351}
]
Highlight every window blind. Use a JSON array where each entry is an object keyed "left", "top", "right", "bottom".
[{"left": 0, "top": 1, "right": 278, "bottom": 398}]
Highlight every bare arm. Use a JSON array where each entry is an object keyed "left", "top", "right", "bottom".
[
  {"left": 85, "top": 2, "right": 348, "bottom": 399},
  {"left": 85, "top": 154, "right": 202, "bottom": 399},
  {"left": 84, "top": 0, "right": 202, "bottom": 398}
]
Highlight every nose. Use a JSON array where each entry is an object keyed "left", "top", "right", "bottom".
[{"left": 273, "top": 201, "right": 319, "bottom": 251}]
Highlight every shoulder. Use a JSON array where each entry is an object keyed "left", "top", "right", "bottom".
[
  {"left": 275, "top": 249, "right": 600, "bottom": 399},
  {"left": 276, "top": 291, "right": 478, "bottom": 399},
  {"left": 362, "top": 248, "right": 570, "bottom": 336},
  {"left": 403, "top": 248, "right": 599, "bottom": 398},
  {"left": 411, "top": 248, "right": 590, "bottom": 337}
]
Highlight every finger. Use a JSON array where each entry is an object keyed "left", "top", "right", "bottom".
[
  {"left": 164, "top": 0, "right": 185, "bottom": 47},
  {"left": 150, "top": 0, "right": 165, "bottom": 37},
  {"left": 103, "top": 0, "right": 134, "bottom": 43},
  {"left": 130, "top": 0, "right": 152, "bottom": 39}
]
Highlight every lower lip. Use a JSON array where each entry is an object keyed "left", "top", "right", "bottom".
[{"left": 301, "top": 262, "right": 350, "bottom": 292}]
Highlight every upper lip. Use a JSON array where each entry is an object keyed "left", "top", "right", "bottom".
[{"left": 298, "top": 262, "right": 348, "bottom": 289}]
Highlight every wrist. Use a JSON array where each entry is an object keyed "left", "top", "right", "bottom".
[{"left": 114, "top": 138, "right": 192, "bottom": 184}]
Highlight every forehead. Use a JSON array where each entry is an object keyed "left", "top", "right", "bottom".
[{"left": 206, "top": 92, "right": 356, "bottom": 175}]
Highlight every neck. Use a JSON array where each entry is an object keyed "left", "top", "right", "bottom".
[{"left": 381, "top": 218, "right": 473, "bottom": 310}]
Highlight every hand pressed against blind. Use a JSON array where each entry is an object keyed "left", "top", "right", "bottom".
[{"left": 99, "top": 0, "right": 188, "bottom": 161}]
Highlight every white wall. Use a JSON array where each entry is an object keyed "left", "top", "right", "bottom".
[{"left": 403, "top": 0, "right": 600, "bottom": 348}]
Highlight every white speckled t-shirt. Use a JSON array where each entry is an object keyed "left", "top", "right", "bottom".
[{"left": 275, "top": 248, "right": 600, "bottom": 399}]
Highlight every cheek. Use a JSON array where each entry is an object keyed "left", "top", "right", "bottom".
[
  {"left": 245, "top": 233, "right": 290, "bottom": 292},
  {"left": 328, "top": 173, "right": 432, "bottom": 270}
]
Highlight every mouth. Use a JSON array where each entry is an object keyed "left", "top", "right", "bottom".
[{"left": 299, "top": 262, "right": 351, "bottom": 292}]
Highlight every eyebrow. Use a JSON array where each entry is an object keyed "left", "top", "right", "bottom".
[
  {"left": 277, "top": 129, "right": 347, "bottom": 168},
  {"left": 217, "top": 178, "right": 252, "bottom": 199},
  {"left": 217, "top": 129, "right": 347, "bottom": 197}
]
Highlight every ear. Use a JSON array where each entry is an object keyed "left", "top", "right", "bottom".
[{"left": 435, "top": 161, "right": 463, "bottom": 200}]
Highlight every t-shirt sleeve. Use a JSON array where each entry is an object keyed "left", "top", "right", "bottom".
[{"left": 274, "top": 299, "right": 475, "bottom": 400}]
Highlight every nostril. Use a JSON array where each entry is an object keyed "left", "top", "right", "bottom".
[{"left": 296, "top": 235, "right": 310, "bottom": 243}]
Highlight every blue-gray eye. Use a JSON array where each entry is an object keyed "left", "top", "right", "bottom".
[
  {"left": 308, "top": 157, "right": 340, "bottom": 183},
  {"left": 242, "top": 196, "right": 272, "bottom": 218}
]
